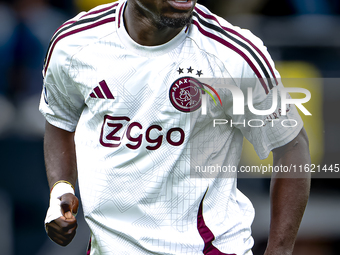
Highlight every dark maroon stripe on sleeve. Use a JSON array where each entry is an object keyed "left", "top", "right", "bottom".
[
  {"left": 118, "top": 2, "right": 124, "bottom": 28},
  {"left": 192, "top": 20, "right": 269, "bottom": 94},
  {"left": 44, "top": 17, "right": 115, "bottom": 75},
  {"left": 80, "top": 2, "right": 119, "bottom": 19},
  {"left": 53, "top": 21, "right": 77, "bottom": 36},
  {"left": 99, "top": 80, "right": 115, "bottom": 99},
  {"left": 51, "top": 3, "right": 118, "bottom": 42},
  {"left": 197, "top": 189, "right": 236, "bottom": 255},
  {"left": 194, "top": 7, "right": 277, "bottom": 85}
]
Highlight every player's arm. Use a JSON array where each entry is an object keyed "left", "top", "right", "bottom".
[
  {"left": 44, "top": 121, "right": 79, "bottom": 246},
  {"left": 264, "top": 127, "right": 311, "bottom": 255}
]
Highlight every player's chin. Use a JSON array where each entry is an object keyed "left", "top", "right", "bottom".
[{"left": 158, "top": 13, "right": 193, "bottom": 28}]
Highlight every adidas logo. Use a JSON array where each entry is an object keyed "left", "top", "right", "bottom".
[{"left": 90, "top": 80, "right": 115, "bottom": 99}]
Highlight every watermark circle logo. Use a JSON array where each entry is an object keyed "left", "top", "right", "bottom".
[{"left": 169, "top": 77, "right": 203, "bottom": 112}]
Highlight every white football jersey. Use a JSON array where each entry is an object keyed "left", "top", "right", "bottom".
[{"left": 40, "top": 1, "right": 303, "bottom": 254}]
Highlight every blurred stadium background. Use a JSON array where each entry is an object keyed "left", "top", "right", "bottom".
[{"left": 0, "top": 0, "right": 339, "bottom": 254}]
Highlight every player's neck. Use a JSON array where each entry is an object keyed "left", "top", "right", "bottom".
[{"left": 123, "top": 2, "right": 184, "bottom": 46}]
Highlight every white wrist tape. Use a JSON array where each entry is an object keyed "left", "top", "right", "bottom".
[{"left": 45, "top": 182, "right": 75, "bottom": 224}]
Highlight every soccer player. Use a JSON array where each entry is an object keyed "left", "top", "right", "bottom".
[{"left": 40, "top": 0, "right": 311, "bottom": 254}]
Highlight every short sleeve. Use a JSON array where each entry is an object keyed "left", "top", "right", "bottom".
[
  {"left": 220, "top": 27, "right": 303, "bottom": 159},
  {"left": 39, "top": 44, "right": 85, "bottom": 132},
  {"left": 234, "top": 81, "right": 304, "bottom": 159}
]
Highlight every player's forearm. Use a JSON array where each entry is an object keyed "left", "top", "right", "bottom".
[
  {"left": 266, "top": 128, "right": 311, "bottom": 254},
  {"left": 265, "top": 176, "right": 310, "bottom": 254},
  {"left": 44, "top": 121, "right": 78, "bottom": 190}
]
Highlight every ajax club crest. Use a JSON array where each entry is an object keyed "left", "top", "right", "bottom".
[
  {"left": 169, "top": 77, "right": 204, "bottom": 112},
  {"left": 169, "top": 76, "right": 222, "bottom": 113}
]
